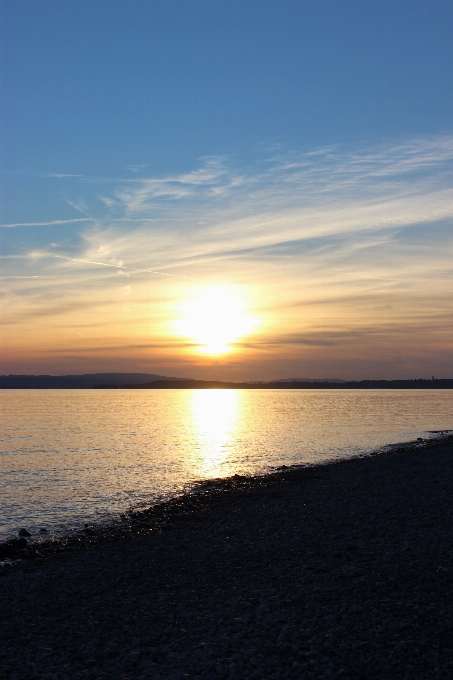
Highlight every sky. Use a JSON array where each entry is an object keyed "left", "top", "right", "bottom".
[{"left": 1, "top": 0, "right": 452, "bottom": 380}]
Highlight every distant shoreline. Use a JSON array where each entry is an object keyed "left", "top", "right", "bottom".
[
  {"left": 95, "top": 378, "right": 453, "bottom": 390},
  {"left": 1, "top": 375, "right": 452, "bottom": 389}
]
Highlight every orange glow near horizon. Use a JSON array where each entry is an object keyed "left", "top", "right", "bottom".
[{"left": 173, "top": 285, "right": 257, "bottom": 356}]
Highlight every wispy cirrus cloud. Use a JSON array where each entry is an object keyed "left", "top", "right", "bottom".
[
  {"left": 111, "top": 156, "right": 251, "bottom": 213},
  {"left": 2, "top": 134, "right": 453, "bottom": 378},
  {"left": 7, "top": 135, "right": 453, "bottom": 267}
]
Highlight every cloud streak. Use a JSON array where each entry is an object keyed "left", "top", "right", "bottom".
[
  {"left": 1, "top": 218, "right": 92, "bottom": 228},
  {"left": 2, "top": 134, "right": 453, "bottom": 378}
]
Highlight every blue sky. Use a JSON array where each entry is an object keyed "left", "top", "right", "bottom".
[{"left": 1, "top": 1, "right": 452, "bottom": 378}]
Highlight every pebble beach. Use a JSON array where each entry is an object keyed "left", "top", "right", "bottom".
[{"left": 1, "top": 434, "right": 453, "bottom": 680}]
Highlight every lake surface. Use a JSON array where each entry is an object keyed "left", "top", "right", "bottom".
[{"left": 1, "top": 389, "right": 452, "bottom": 541}]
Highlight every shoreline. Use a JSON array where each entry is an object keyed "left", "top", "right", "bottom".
[
  {"left": 2, "top": 433, "right": 453, "bottom": 679},
  {"left": 1, "top": 431, "right": 452, "bottom": 563}
]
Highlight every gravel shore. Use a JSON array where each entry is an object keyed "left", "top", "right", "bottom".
[{"left": 1, "top": 435, "right": 453, "bottom": 680}]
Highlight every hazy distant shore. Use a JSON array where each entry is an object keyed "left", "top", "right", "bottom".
[
  {"left": 1, "top": 374, "right": 452, "bottom": 389},
  {"left": 1, "top": 433, "right": 453, "bottom": 679},
  {"left": 102, "top": 378, "right": 453, "bottom": 390}
]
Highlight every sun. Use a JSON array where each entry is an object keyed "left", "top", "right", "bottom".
[{"left": 174, "top": 285, "right": 256, "bottom": 355}]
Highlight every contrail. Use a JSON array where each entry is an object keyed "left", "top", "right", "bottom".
[
  {"left": 52, "top": 255, "right": 196, "bottom": 280},
  {"left": 0, "top": 218, "right": 92, "bottom": 228}
]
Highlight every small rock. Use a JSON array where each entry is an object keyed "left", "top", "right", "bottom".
[
  {"left": 7, "top": 536, "right": 27, "bottom": 548},
  {"left": 18, "top": 528, "right": 31, "bottom": 537}
]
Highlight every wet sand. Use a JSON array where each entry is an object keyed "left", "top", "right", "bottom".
[{"left": 1, "top": 435, "right": 453, "bottom": 680}]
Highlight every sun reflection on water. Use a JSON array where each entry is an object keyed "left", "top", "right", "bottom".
[{"left": 189, "top": 389, "right": 239, "bottom": 477}]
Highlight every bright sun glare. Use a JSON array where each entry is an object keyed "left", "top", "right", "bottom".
[{"left": 174, "top": 285, "right": 256, "bottom": 355}]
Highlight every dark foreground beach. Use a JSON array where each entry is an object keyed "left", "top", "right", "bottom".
[{"left": 1, "top": 436, "right": 453, "bottom": 680}]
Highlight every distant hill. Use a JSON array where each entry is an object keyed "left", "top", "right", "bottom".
[{"left": 0, "top": 373, "right": 189, "bottom": 389}]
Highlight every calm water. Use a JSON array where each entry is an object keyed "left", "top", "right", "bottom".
[{"left": 1, "top": 389, "right": 452, "bottom": 541}]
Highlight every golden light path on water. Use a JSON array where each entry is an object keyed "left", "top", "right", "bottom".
[
  {"left": 1, "top": 389, "right": 452, "bottom": 541},
  {"left": 189, "top": 390, "right": 239, "bottom": 476}
]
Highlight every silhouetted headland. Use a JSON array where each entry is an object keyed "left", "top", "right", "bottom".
[{"left": 0, "top": 373, "right": 187, "bottom": 389}]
